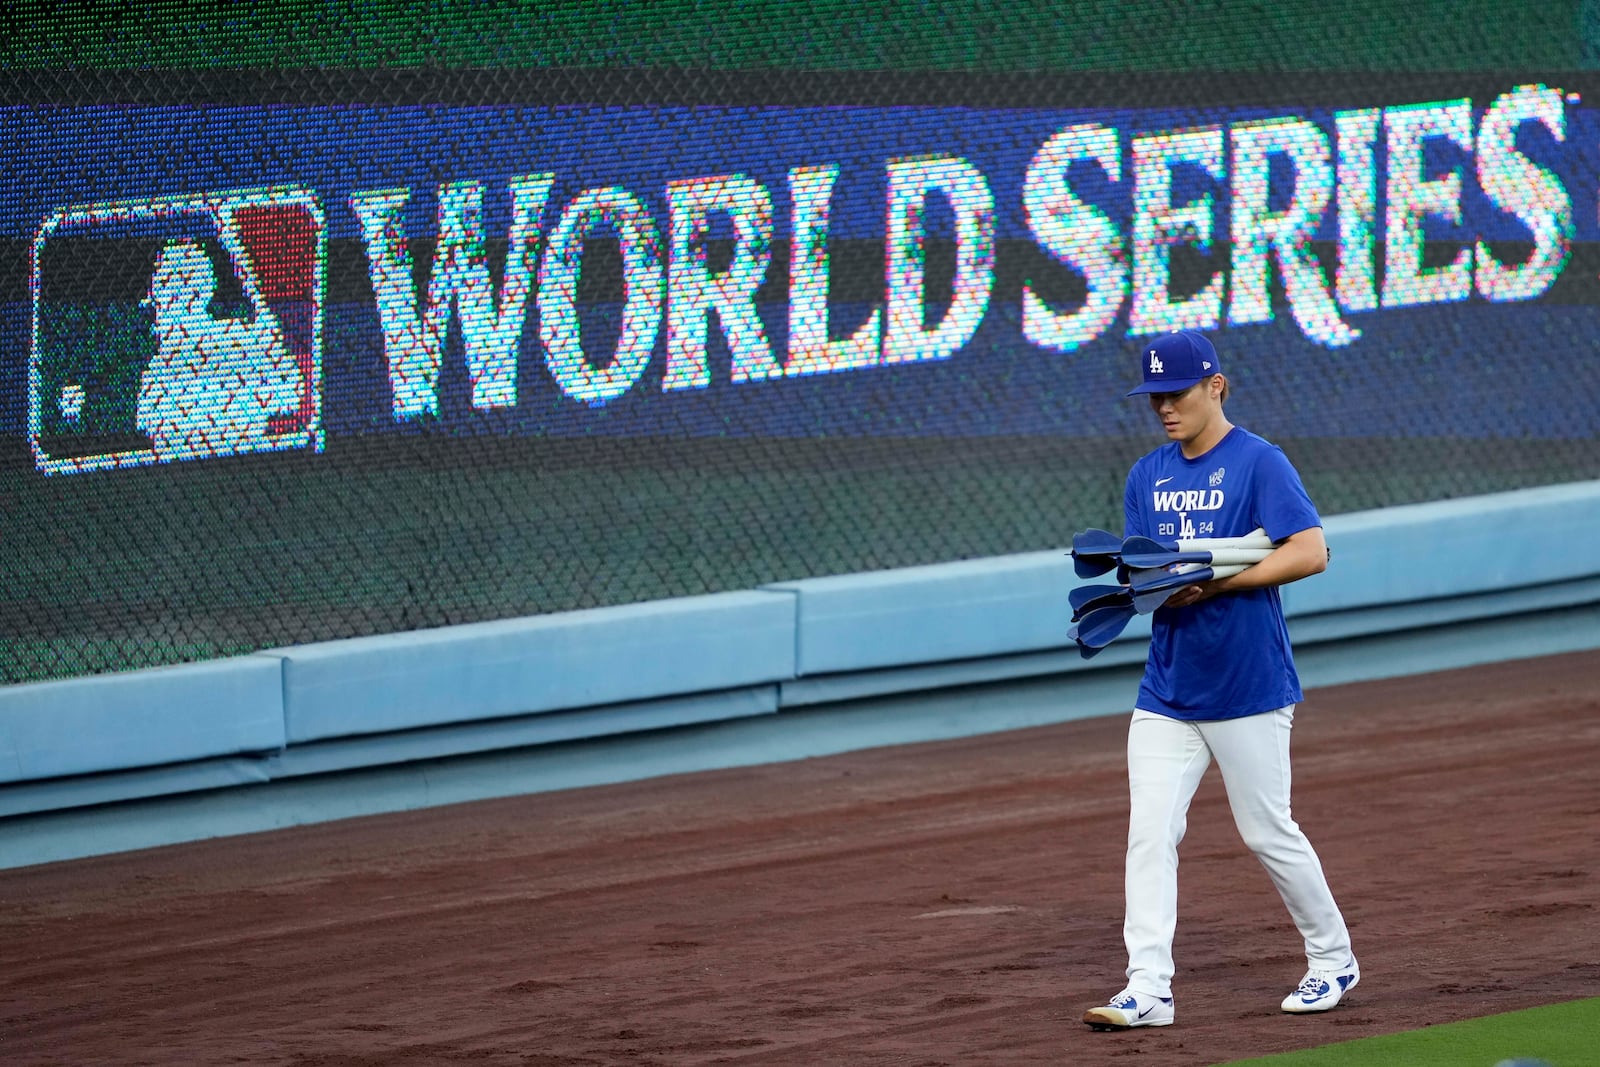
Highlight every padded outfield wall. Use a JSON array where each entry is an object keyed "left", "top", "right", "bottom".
[{"left": 4, "top": 3, "right": 1600, "bottom": 687}]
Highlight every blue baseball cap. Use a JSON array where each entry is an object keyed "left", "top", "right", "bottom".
[{"left": 1125, "top": 331, "right": 1223, "bottom": 396}]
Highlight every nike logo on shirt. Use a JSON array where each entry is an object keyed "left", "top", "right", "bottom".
[{"left": 1155, "top": 477, "right": 1175, "bottom": 487}]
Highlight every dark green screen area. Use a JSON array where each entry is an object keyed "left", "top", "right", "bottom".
[
  {"left": 5, "top": 1, "right": 1589, "bottom": 71},
  {"left": 3, "top": 432, "right": 1596, "bottom": 684}
]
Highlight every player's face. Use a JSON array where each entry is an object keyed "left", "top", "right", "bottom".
[{"left": 1147, "top": 375, "right": 1225, "bottom": 451}]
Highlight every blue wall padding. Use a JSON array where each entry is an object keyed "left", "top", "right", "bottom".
[
  {"left": 268, "top": 590, "right": 797, "bottom": 743},
  {"left": 0, "top": 656, "right": 285, "bottom": 783},
  {"left": 1283, "top": 481, "right": 1600, "bottom": 617},
  {"left": 264, "top": 685, "right": 777, "bottom": 779},
  {"left": 765, "top": 551, "right": 1087, "bottom": 675},
  {"left": 1288, "top": 574, "right": 1600, "bottom": 646},
  {"left": 0, "top": 756, "right": 271, "bottom": 818}
]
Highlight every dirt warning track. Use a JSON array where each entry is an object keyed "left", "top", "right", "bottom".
[{"left": 2, "top": 650, "right": 1597, "bottom": 1066}]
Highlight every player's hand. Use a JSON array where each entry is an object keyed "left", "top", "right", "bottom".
[{"left": 1163, "top": 580, "right": 1215, "bottom": 609}]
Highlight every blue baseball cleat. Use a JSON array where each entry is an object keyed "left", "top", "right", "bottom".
[
  {"left": 1083, "top": 988, "right": 1175, "bottom": 1029},
  {"left": 1281, "top": 959, "right": 1360, "bottom": 1012}
]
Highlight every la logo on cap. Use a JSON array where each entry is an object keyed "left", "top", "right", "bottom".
[{"left": 1126, "top": 330, "right": 1221, "bottom": 397}]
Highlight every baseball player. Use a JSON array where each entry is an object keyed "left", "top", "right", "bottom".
[{"left": 1082, "top": 330, "right": 1357, "bottom": 1031}]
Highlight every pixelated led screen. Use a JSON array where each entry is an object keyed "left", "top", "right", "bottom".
[
  {"left": 3, "top": 80, "right": 1599, "bottom": 681},
  {"left": 9, "top": 86, "right": 1595, "bottom": 457}
]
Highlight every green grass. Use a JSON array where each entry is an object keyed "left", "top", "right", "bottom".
[{"left": 1223, "top": 997, "right": 1600, "bottom": 1066}]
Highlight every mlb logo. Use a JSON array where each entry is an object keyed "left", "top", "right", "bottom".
[{"left": 29, "top": 187, "right": 325, "bottom": 474}]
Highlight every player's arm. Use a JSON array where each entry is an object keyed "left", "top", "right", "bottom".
[
  {"left": 1165, "top": 526, "right": 1326, "bottom": 606},
  {"left": 1207, "top": 525, "right": 1326, "bottom": 592}
]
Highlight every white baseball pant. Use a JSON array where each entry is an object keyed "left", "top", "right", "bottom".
[{"left": 1122, "top": 705, "right": 1353, "bottom": 998}]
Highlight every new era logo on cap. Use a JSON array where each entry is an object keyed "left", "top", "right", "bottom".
[{"left": 1126, "top": 330, "right": 1223, "bottom": 397}]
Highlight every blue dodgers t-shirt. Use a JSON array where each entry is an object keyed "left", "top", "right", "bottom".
[{"left": 1123, "top": 426, "right": 1321, "bottom": 721}]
